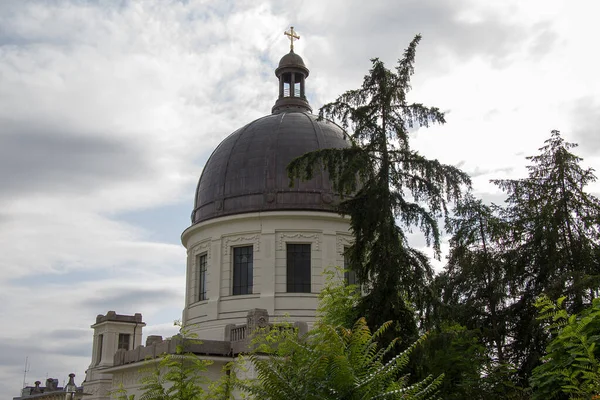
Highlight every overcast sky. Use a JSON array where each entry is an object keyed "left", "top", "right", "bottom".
[{"left": 1, "top": 0, "right": 599, "bottom": 397}]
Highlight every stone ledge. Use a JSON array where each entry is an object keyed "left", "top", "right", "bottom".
[{"left": 112, "top": 309, "right": 308, "bottom": 366}]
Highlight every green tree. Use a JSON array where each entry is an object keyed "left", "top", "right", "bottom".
[
  {"left": 317, "top": 267, "right": 361, "bottom": 328},
  {"left": 238, "top": 275, "right": 444, "bottom": 400},
  {"left": 439, "top": 194, "right": 511, "bottom": 365},
  {"left": 531, "top": 295, "right": 600, "bottom": 400},
  {"left": 409, "top": 323, "right": 490, "bottom": 400},
  {"left": 288, "top": 34, "right": 470, "bottom": 344},
  {"left": 424, "top": 194, "right": 532, "bottom": 398},
  {"left": 136, "top": 323, "right": 211, "bottom": 400},
  {"left": 115, "top": 322, "right": 239, "bottom": 400},
  {"left": 426, "top": 131, "right": 600, "bottom": 395},
  {"left": 493, "top": 130, "right": 600, "bottom": 381}
]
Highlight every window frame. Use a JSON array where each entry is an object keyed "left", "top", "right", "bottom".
[
  {"left": 118, "top": 333, "right": 130, "bottom": 351},
  {"left": 232, "top": 245, "right": 254, "bottom": 296},
  {"left": 286, "top": 243, "right": 312, "bottom": 293},
  {"left": 196, "top": 253, "right": 208, "bottom": 301},
  {"left": 343, "top": 246, "right": 358, "bottom": 286},
  {"left": 95, "top": 334, "right": 103, "bottom": 365}
]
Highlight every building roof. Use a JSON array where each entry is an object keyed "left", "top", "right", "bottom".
[
  {"left": 278, "top": 51, "right": 307, "bottom": 69},
  {"left": 191, "top": 51, "right": 351, "bottom": 225},
  {"left": 93, "top": 311, "right": 144, "bottom": 325}
]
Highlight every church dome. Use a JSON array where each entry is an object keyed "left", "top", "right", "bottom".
[
  {"left": 192, "top": 45, "right": 350, "bottom": 225},
  {"left": 278, "top": 52, "right": 306, "bottom": 69},
  {"left": 192, "top": 112, "right": 349, "bottom": 224}
]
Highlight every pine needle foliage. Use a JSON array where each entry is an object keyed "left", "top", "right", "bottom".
[
  {"left": 287, "top": 34, "right": 470, "bottom": 342},
  {"left": 492, "top": 130, "right": 600, "bottom": 381},
  {"left": 440, "top": 194, "right": 511, "bottom": 365},
  {"left": 493, "top": 130, "right": 600, "bottom": 311},
  {"left": 430, "top": 131, "right": 600, "bottom": 394}
]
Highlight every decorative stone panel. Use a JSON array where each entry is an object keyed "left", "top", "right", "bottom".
[
  {"left": 190, "top": 240, "right": 211, "bottom": 259},
  {"left": 276, "top": 232, "right": 321, "bottom": 250},
  {"left": 222, "top": 233, "right": 260, "bottom": 255},
  {"left": 336, "top": 234, "right": 354, "bottom": 253}
]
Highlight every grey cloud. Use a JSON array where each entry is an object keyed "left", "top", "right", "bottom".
[
  {"left": 44, "top": 329, "right": 90, "bottom": 341},
  {"left": 528, "top": 22, "right": 559, "bottom": 58},
  {"left": 570, "top": 97, "right": 600, "bottom": 155},
  {"left": 294, "top": 0, "right": 557, "bottom": 82},
  {"left": 82, "top": 288, "right": 180, "bottom": 311},
  {"left": 0, "top": 336, "right": 90, "bottom": 367},
  {"left": 0, "top": 119, "right": 150, "bottom": 198},
  {"left": 466, "top": 166, "right": 514, "bottom": 178},
  {"left": 0, "top": 341, "right": 38, "bottom": 368},
  {"left": 479, "top": 192, "right": 510, "bottom": 206}
]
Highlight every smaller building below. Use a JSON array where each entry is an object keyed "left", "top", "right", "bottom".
[{"left": 14, "top": 374, "right": 85, "bottom": 400}]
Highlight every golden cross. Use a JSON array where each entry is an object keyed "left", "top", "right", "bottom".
[{"left": 284, "top": 26, "right": 300, "bottom": 52}]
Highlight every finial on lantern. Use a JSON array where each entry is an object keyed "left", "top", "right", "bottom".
[{"left": 284, "top": 26, "right": 300, "bottom": 52}]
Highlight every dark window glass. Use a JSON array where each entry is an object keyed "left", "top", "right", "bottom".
[
  {"left": 233, "top": 246, "right": 253, "bottom": 295},
  {"left": 118, "top": 333, "right": 130, "bottom": 350},
  {"left": 197, "top": 254, "right": 207, "bottom": 301},
  {"left": 343, "top": 247, "right": 358, "bottom": 286},
  {"left": 96, "top": 334, "right": 103, "bottom": 365},
  {"left": 287, "top": 243, "right": 311, "bottom": 293}
]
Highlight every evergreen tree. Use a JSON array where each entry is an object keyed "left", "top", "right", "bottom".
[
  {"left": 429, "top": 131, "right": 600, "bottom": 395},
  {"left": 288, "top": 34, "right": 470, "bottom": 344},
  {"left": 493, "top": 130, "right": 600, "bottom": 310},
  {"left": 441, "top": 194, "right": 511, "bottom": 365},
  {"left": 418, "top": 195, "right": 527, "bottom": 399},
  {"left": 493, "top": 130, "right": 600, "bottom": 381},
  {"left": 409, "top": 323, "right": 490, "bottom": 400}
]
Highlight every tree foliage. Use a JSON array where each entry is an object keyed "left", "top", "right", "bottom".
[
  {"left": 436, "top": 130, "right": 600, "bottom": 394},
  {"left": 288, "top": 34, "right": 470, "bottom": 342},
  {"left": 317, "top": 267, "right": 361, "bottom": 328},
  {"left": 237, "top": 275, "right": 444, "bottom": 400},
  {"left": 494, "top": 131, "right": 600, "bottom": 381},
  {"left": 440, "top": 194, "right": 511, "bottom": 365},
  {"left": 409, "top": 323, "right": 491, "bottom": 400},
  {"left": 115, "top": 321, "right": 238, "bottom": 400},
  {"left": 531, "top": 295, "right": 600, "bottom": 399},
  {"left": 494, "top": 130, "right": 600, "bottom": 311}
]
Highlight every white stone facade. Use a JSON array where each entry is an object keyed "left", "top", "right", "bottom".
[
  {"left": 83, "top": 313, "right": 145, "bottom": 400},
  {"left": 181, "top": 210, "right": 352, "bottom": 340}
]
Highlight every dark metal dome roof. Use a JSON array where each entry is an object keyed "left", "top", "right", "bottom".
[
  {"left": 192, "top": 111, "right": 350, "bottom": 224},
  {"left": 278, "top": 52, "right": 306, "bottom": 68}
]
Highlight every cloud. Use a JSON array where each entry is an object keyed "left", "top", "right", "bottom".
[
  {"left": 44, "top": 329, "right": 91, "bottom": 341},
  {"left": 466, "top": 166, "right": 514, "bottom": 179},
  {"left": 0, "top": 0, "right": 598, "bottom": 398},
  {"left": 0, "top": 122, "right": 147, "bottom": 199},
  {"left": 570, "top": 97, "right": 600, "bottom": 155},
  {"left": 82, "top": 288, "right": 181, "bottom": 311},
  {"left": 294, "top": 0, "right": 557, "bottom": 80}
]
